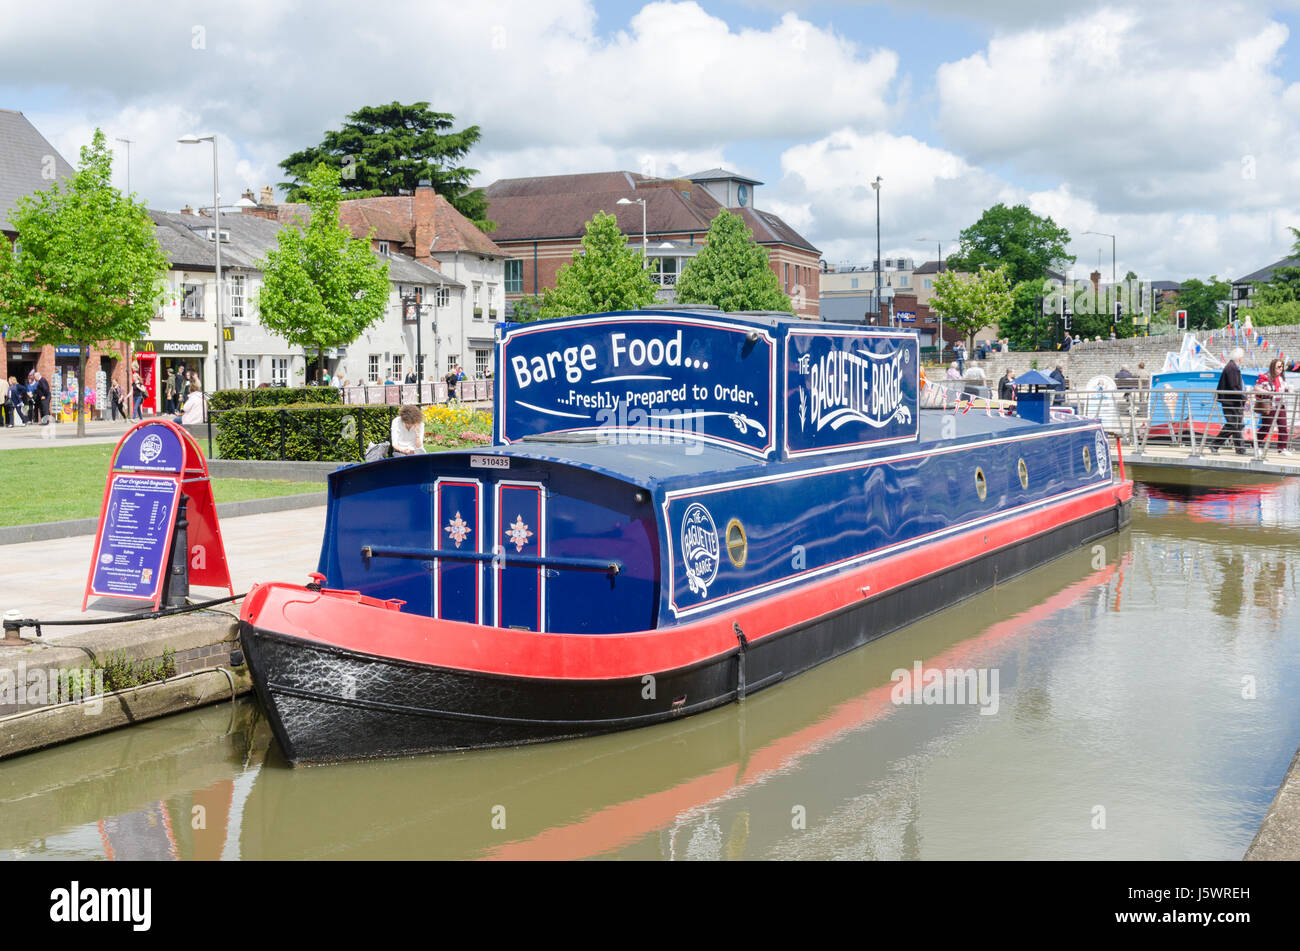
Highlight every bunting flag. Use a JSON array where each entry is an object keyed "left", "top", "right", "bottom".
[
  {"left": 1194, "top": 342, "right": 1202, "bottom": 354},
  {"left": 1256, "top": 334, "right": 1265, "bottom": 348}
]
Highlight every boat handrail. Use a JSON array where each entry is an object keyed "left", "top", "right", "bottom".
[{"left": 361, "top": 545, "right": 622, "bottom": 576}]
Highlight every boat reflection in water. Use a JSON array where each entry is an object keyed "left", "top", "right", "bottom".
[{"left": 0, "top": 534, "right": 1133, "bottom": 861}]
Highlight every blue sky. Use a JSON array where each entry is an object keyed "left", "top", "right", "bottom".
[{"left": 4, "top": 0, "right": 1300, "bottom": 280}]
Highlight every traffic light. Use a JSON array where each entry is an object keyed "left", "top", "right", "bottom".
[
  {"left": 1176, "top": 309, "right": 1188, "bottom": 330},
  {"left": 1114, "top": 301, "right": 1122, "bottom": 324}
]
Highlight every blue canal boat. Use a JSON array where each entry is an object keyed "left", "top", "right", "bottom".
[{"left": 240, "top": 310, "right": 1133, "bottom": 764}]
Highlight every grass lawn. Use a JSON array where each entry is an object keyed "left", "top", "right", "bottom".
[{"left": 0, "top": 444, "right": 323, "bottom": 528}]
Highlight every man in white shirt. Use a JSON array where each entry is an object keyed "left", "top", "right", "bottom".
[{"left": 390, "top": 404, "right": 425, "bottom": 455}]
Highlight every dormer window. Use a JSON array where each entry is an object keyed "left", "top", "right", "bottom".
[
  {"left": 378, "top": 241, "right": 390, "bottom": 255},
  {"left": 203, "top": 228, "right": 230, "bottom": 243}
]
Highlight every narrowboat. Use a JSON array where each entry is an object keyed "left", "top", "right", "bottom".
[{"left": 239, "top": 310, "right": 1133, "bottom": 764}]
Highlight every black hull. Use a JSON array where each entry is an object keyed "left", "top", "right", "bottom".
[{"left": 241, "top": 500, "right": 1129, "bottom": 764}]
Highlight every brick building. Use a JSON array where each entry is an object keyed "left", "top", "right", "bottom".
[
  {"left": 243, "top": 182, "right": 508, "bottom": 377},
  {"left": 482, "top": 169, "right": 821, "bottom": 318}
]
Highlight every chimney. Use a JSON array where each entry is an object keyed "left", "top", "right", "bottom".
[
  {"left": 1091, "top": 270, "right": 1101, "bottom": 293},
  {"left": 413, "top": 180, "right": 435, "bottom": 261},
  {"left": 242, "top": 188, "right": 255, "bottom": 203},
  {"left": 180, "top": 203, "right": 194, "bottom": 215},
  {"left": 242, "top": 185, "right": 280, "bottom": 221}
]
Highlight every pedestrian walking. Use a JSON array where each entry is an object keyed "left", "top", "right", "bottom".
[
  {"left": 32, "top": 371, "right": 52, "bottom": 425},
  {"left": 1208, "top": 348, "right": 1246, "bottom": 455},
  {"left": 1254, "top": 358, "right": 1292, "bottom": 456},
  {"left": 130, "top": 363, "right": 146, "bottom": 419}
]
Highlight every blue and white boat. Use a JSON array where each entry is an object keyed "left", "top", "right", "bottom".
[{"left": 240, "top": 310, "right": 1133, "bottom": 764}]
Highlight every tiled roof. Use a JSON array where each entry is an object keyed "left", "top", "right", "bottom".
[
  {"left": 150, "top": 209, "right": 459, "bottom": 285},
  {"left": 685, "top": 167, "right": 763, "bottom": 185},
  {"left": 483, "top": 170, "right": 817, "bottom": 253},
  {"left": 0, "top": 109, "right": 76, "bottom": 230},
  {"left": 1234, "top": 257, "right": 1300, "bottom": 285},
  {"left": 273, "top": 191, "right": 503, "bottom": 257}
]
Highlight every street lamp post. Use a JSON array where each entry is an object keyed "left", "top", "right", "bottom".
[
  {"left": 178, "top": 133, "right": 224, "bottom": 391},
  {"left": 617, "top": 197, "right": 648, "bottom": 266},
  {"left": 871, "top": 177, "right": 883, "bottom": 323},
  {"left": 917, "top": 236, "right": 952, "bottom": 358},
  {"left": 1082, "top": 230, "right": 1116, "bottom": 285}
]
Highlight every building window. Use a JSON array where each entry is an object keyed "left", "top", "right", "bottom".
[
  {"left": 850, "top": 277, "right": 859, "bottom": 289},
  {"left": 784, "top": 263, "right": 790, "bottom": 288},
  {"left": 898, "top": 275, "right": 910, "bottom": 288},
  {"left": 473, "top": 283, "right": 483, "bottom": 318},
  {"left": 378, "top": 241, "right": 390, "bottom": 255},
  {"left": 505, "top": 260, "right": 523, "bottom": 294},
  {"left": 181, "top": 283, "right": 204, "bottom": 319},
  {"left": 435, "top": 286, "right": 450, "bottom": 307},
  {"left": 923, "top": 278, "right": 933, "bottom": 290},
  {"left": 237, "top": 357, "right": 258, "bottom": 389},
  {"left": 270, "top": 357, "right": 288, "bottom": 386},
  {"left": 654, "top": 258, "right": 679, "bottom": 286},
  {"left": 390, "top": 355, "right": 403, "bottom": 381},
  {"left": 229, "top": 274, "right": 246, "bottom": 322},
  {"left": 447, "top": 354, "right": 459, "bottom": 373},
  {"left": 474, "top": 349, "right": 491, "bottom": 378},
  {"left": 368, "top": 355, "right": 380, "bottom": 383}
]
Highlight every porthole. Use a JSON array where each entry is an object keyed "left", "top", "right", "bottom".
[
  {"left": 1018, "top": 458, "right": 1029, "bottom": 490},
  {"left": 1082, "top": 445, "right": 1092, "bottom": 473},
  {"left": 726, "top": 518, "right": 748, "bottom": 568},
  {"left": 974, "top": 467, "right": 988, "bottom": 501}
]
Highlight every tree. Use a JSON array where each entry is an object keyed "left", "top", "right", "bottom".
[
  {"left": 929, "top": 266, "right": 1014, "bottom": 349},
  {"left": 0, "top": 129, "right": 167, "bottom": 437},
  {"left": 675, "top": 210, "right": 793, "bottom": 312},
  {"left": 1159, "top": 276, "right": 1230, "bottom": 330},
  {"left": 279, "top": 101, "right": 493, "bottom": 231},
  {"left": 256, "top": 164, "right": 391, "bottom": 375},
  {"left": 535, "top": 212, "right": 656, "bottom": 319},
  {"left": 508, "top": 295, "right": 545, "bottom": 323},
  {"left": 946, "top": 203, "right": 1074, "bottom": 287},
  {"left": 997, "top": 279, "right": 1048, "bottom": 351}
]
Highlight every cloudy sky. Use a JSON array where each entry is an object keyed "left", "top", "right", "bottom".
[{"left": 4, "top": 0, "right": 1300, "bottom": 281}]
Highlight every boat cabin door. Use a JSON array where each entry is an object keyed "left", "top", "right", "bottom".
[{"left": 432, "top": 476, "right": 548, "bottom": 632}]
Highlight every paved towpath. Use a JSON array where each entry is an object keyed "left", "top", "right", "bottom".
[{"left": 0, "top": 506, "right": 327, "bottom": 644}]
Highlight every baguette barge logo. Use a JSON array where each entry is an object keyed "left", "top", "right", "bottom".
[
  {"left": 1095, "top": 431, "right": 1110, "bottom": 477},
  {"left": 681, "top": 503, "right": 719, "bottom": 597},
  {"left": 50, "top": 881, "right": 151, "bottom": 931},
  {"left": 802, "top": 343, "right": 910, "bottom": 432},
  {"left": 138, "top": 432, "right": 163, "bottom": 464}
]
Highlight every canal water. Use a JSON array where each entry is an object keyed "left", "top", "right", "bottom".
[{"left": 4, "top": 482, "right": 1299, "bottom": 860}]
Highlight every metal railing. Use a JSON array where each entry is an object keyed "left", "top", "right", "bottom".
[
  {"left": 1047, "top": 384, "right": 1300, "bottom": 459},
  {"left": 340, "top": 380, "right": 493, "bottom": 406}
]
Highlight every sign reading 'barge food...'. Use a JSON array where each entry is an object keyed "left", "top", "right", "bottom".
[
  {"left": 498, "top": 315, "right": 776, "bottom": 457},
  {"left": 784, "top": 328, "right": 919, "bottom": 457}
]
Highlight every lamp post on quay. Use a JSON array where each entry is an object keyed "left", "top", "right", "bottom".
[
  {"left": 871, "top": 176, "right": 883, "bottom": 323},
  {"left": 178, "top": 133, "right": 225, "bottom": 390},
  {"left": 917, "top": 236, "right": 955, "bottom": 358}
]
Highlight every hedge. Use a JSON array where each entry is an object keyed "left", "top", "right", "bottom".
[
  {"left": 208, "top": 386, "right": 341, "bottom": 411},
  {"left": 214, "top": 403, "right": 397, "bottom": 462}
]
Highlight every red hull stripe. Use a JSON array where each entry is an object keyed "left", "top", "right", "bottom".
[{"left": 242, "top": 480, "right": 1132, "bottom": 681}]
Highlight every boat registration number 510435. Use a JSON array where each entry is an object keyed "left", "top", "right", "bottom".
[{"left": 470, "top": 455, "right": 511, "bottom": 470}]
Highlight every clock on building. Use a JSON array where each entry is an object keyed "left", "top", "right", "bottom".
[{"left": 736, "top": 183, "right": 749, "bottom": 207}]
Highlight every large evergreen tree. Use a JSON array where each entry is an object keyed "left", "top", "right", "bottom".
[
  {"left": 675, "top": 210, "right": 793, "bottom": 312},
  {"left": 536, "top": 212, "right": 656, "bottom": 319},
  {"left": 946, "top": 204, "right": 1074, "bottom": 287},
  {"left": 0, "top": 129, "right": 168, "bottom": 437},
  {"left": 279, "top": 101, "right": 493, "bottom": 231},
  {"left": 257, "top": 164, "right": 392, "bottom": 371}
]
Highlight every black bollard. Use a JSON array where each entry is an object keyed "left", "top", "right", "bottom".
[{"left": 163, "top": 495, "right": 190, "bottom": 608}]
